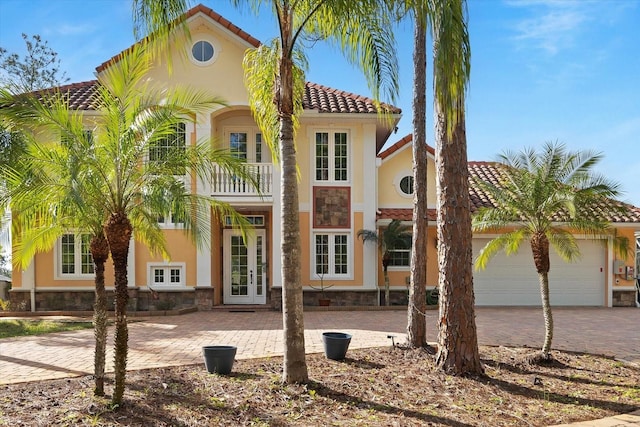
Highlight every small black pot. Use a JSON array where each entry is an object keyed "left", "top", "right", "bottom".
[
  {"left": 322, "top": 332, "right": 352, "bottom": 360},
  {"left": 202, "top": 345, "right": 237, "bottom": 374}
]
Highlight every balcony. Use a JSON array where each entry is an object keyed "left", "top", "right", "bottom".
[{"left": 208, "top": 163, "right": 273, "bottom": 202}]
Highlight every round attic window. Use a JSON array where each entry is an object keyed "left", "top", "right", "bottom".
[
  {"left": 192, "top": 40, "right": 214, "bottom": 63},
  {"left": 399, "top": 175, "right": 414, "bottom": 196}
]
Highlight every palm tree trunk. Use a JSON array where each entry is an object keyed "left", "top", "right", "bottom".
[
  {"left": 531, "top": 232, "right": 553, "bottom": 361},
  {"left": 407, "top": 18, "right": 428, "bottom": 348},
  {"left": 539, "top": 271, "right": 554, "bottom": 358},
  {"left": 434, "top": 104, "right": 483, "bottom": 375},
  {"left": 90, "top": 234, "right": 110, "bottom": 397},
  {"left": 105, "top": 212, "right": 132, "bottom": 406},
  {"left": 279, "top": 25, "right": 308, "bottom": 384}
]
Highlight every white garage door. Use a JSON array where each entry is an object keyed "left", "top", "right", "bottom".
[{"left": 472, "top": 238, "right": 606, "bottom": 306}]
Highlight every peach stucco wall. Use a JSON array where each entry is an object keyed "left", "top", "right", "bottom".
[
  {"left": 134, "top": 230, "right": 197, "bottom": 287},
  {"left": 378, "top": 144, "right": 437, "bottom": 208}
]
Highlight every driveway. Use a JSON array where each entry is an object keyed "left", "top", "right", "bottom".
[{"left": 1, "top": 307, "right": 638, "bottom": 385}]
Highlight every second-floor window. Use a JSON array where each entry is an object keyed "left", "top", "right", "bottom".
[
  {"left": 315, "top": 131, "right": 349, "bottom": 182},
  {"left": 59, "top": 233, "right": 94, "bottom": 276},
  {"left": 229, "top": 131, "right": 266, "bottom": 163},
  {"left": 149, "top": 123, "right": 186, "bottom": 174}
]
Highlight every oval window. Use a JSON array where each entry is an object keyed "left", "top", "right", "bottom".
[
  {"left": 192, "top": 40, "right": 214, "bottom": 63},
  {"left": 399, "top": 176, "right": 414, "bottom": 195}
]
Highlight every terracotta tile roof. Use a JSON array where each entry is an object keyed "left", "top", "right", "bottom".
[
  {"left": 378, "top": 134, "right": 434, "bottom": 159},
  {"left": 467, "top": 161, "right": 640, "bottom": 223},
  {"left": 304, "top": 83, "right": 400, "bottom": 115},
  {"left": 377, "top": 208, "right": 437, "bottom": 221},
  {"left": 38, "top": 79, "right": 396, "bottom": 115},
  {"left": 32, "top": 80, "right": 100, "bottom": 111},
  {"left": 377, "top": 161, "right": 640, "bottom": 224}
]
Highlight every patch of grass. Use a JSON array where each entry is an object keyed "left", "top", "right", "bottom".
[{"left": 0, "top": 319, "right": 94, "bottom": 338}]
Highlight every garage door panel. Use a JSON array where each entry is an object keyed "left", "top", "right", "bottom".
[{"left": 472, "top": 238, "right": 605, "bottom": 306}]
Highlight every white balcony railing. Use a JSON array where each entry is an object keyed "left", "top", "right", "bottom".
[{"left": 209, "top": 163, "right": 273, "bottom": 199}]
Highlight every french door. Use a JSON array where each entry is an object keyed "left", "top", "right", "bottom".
[{"left": 223, "top": 229, "right": 266, "bottom": 304}]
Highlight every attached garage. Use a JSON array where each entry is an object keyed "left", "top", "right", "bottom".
[{"left": 472, "top": 238, "right": 606, "bottom": 306}]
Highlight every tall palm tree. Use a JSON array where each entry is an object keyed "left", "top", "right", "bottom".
[
  {"left": 106, "top": 0, "right": 398, "bottom": 384},
  {"left": 431, "top": 0, "right": 483, "bottom": 375},
  {"left": 473, "top": 142, "right": 629, "bottom": 362},
  {"left": 390, "top": 0, "right": 430, "bottom": 348},
  {"left": 238, "top": 0, "right": 398, "bottom": 383},
  {"left": 1, "top": 92, "right": 112, "bottom": 396},
  {"left": 358, "top": 219, "right": 412, "bottom": 306},
  {"left": 1, "top": 42, "right": 254, "bottom": 405}
]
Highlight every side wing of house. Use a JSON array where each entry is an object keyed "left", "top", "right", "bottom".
[{"left": 375, "top": 135, "right": 439, "bottom": 304}]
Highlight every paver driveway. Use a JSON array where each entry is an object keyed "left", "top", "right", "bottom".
[{"left": 1, "top": 307, "right": 639, "bottom": 385}]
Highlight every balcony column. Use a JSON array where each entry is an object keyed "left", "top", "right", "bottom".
[
  {"left": 195, "top": 114, "right": 212, "bottom": 196},
  {"left": 195, "top": 113, "right": 213, "bottom": 287}
]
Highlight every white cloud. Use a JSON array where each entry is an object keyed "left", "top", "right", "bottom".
[
  {"left": 507, "top": 0, "right": 589, "bottom": 55},
  {"left": 45, "top": 23, "right": 94, "bottom": 36}
]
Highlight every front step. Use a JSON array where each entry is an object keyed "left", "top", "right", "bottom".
[{"left": 211, "top": 304, "right": 274, "bottom": 312}]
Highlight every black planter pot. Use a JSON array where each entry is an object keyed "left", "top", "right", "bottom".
[
  {"left": 322, "top": 332, "right": 352, "bottom": 360},
  {"left": 202, "top": 345, "right": 237, "bottom": 374}
]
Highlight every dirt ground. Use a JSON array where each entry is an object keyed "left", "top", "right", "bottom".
[{"left": 1, "top": 345, "right": 639, "bottom": 426}]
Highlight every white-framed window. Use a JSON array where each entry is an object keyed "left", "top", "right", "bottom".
[
  {"left": 226, "top": 129, "right": 267, "bottom": 163},
  {"left": 57, "top": 233, "right": 94, "bottom": 278},
  {"left": 61, "top": 129, "right": 93, "bottom": 147},
  {"left": 313, "top": 233, "right": 351, "bottom": 278},
  {"left": 314, "top": 131, "right": 349, "bottom": 182},
  {"left": 394, "top": 171, "right": 414, "bottom": 198},
  {"left": 635, "top": 233, "right": 639, "bottom": 280},
  {"left": 189, "top": 37, "right": 219, "bottom": 66},
  {"left": 389, "top": 249, "right": 411, "bottom": 268},
  {"left": 148, "top": 263, "right": 185, "bottom": 287},
  {"left": 157, "top": 208, "right": 185, "bottom": 228},
  {"left": 149, "top": 123, "right": 186, "bottom": 175}
]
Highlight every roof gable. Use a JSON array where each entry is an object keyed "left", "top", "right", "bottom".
[{"left": 378, "top": 133, "right": 435, "bottom": 160}]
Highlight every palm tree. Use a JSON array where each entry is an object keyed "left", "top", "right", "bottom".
[
  {"left": 1, "top": 42, "right": 254, "bottom": 405},
  {"left": 431, "top": 0, "right": 483, "bottom": 375},
  {"left": 473, "top": 142, "right": 629, "bottom": 362},
  {"left": 358, "top": 219, "right": 412, "bottom": 306},
  {"left": 1, "top": 92, "right": 112, "bottom": 396},
  {"left": 390, "top": 0, "right": 430, "bottom": 348},
  {"left": 238, "top": 0, "right": 398, "bottom": 383}
]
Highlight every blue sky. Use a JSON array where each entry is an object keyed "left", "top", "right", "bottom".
[{"left": 1, "top": 0, "right": 639, "bottom": 206}]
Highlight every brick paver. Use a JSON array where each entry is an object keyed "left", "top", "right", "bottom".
[{"left": 1, "top": 307, "right": 639, "bottom": 426}]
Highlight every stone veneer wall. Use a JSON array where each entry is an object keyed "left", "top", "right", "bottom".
[
  {"left": 270, "top": 289, "right": 414, "bottom": 310},
  {"left": 612, "top": 290, "right": 639, "bottom": 307},
  {"left": 8, "top": 287, "right": 216, "bottom": 312}
]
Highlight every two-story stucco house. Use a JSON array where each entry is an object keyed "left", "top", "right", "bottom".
[{"left": 7, "top": 4, "right": 640, "bottom": 311}]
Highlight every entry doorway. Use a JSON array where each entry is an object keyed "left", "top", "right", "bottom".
[{"left": 223, "top": 229, "right": 267, "bottom": 304}]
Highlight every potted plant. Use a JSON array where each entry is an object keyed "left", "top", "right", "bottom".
[{"left": 310, "top": 272, "right": 333, "bottom": 306}]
